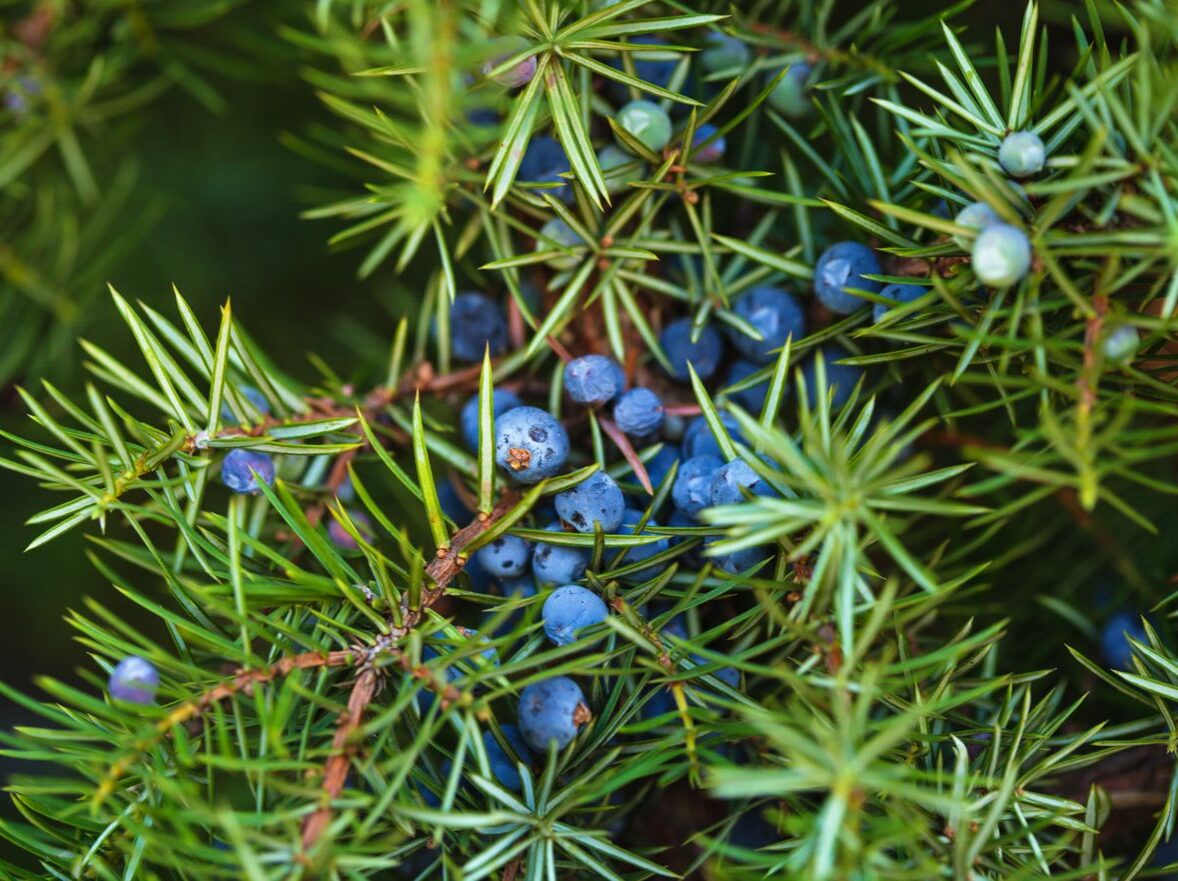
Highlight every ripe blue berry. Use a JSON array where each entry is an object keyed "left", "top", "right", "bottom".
[
  {"left": 614, "top": 36, "right": 678, "bottom": 91},
  {"left": 709, "top": 458, "right": 775, "bottom": 506},
  {"left": 598, "top": 144, "right": 645, "bottom": 194},
  {"left": 555, "top": 470, "right": 625, "bottom": 533},
  {"left": 220, "top": 384, "right": 270, "bottom": 424},
  {"left": 691, "top": 123, "right": 726, "bottom": 164},
  {"left": 517, "top": 676, "right": 589, "bottom": 751},
  {"left": 1104, "top": 325, "right": 1139, "bottom": 364},
  {"left": 615, "top": 509, "right": 671, "bottom": 583},
  {"left": 815, "top": 241, "right": 883, "bottom": 314},
  {"left": 972, "top": 223, "right": 1032, "bottom": 288},
  {"left": 800, "top": 345, "right": 863, "bottom": 409},
  {"left": 704, "top": 536, "right": 767, "bottom": 574},
  {"left": 642, "top": 443, "right": 681, "bottom": 490},
  {"left": 532, "top": 522, "right": 589, "bottom": 584},
  {"left": 728, "top": 286, "right": 806, "bottom": 364},
  {"left": 701, "top": 33, "right": 750, "bottom": 73},
  {"left": 660, "top": 317, "right": 724, "bottom": 381},
  {"left": 328, "top": 510, "right": 374, "bottom": 550},
  {"left": 437, "top": 478, "right": 472, "bottom": 523},
  {"left": 460, "top": 389, "right": 523, "bottom": 451},
  {"left": 1100, "top": 610, "right": 1147, "bottom": 670},
  {"left": 564, "top": 355, "right": 625, "bottom": 405},
  {"left": 519, "top": 136, "right": 572, "bottom": 201},
  {"left": 476, "top": 535, "right": 533, "bottom": 578},
  {"left": 536, "top": 218, "right": 584, "bottom": 270},
  {"left": 672, "top": 454, "right": 724, "bottom": 516},
  {"left": 108, "top": 656, "right": 160, "bottom": 705},
  {"left": 482, "top": 725, "right": 534, "bottom": 791},
  {"left": 494, "top": 406, "right": 569, "bottom": 483},
  {"left": 482, "top": 38, "right": 537, "bottom": 88},
  {"left": 724, "top": 360, "right": 769, "bottom": 413},
  {"left": 617, "top": 99, "right": 672, "bottom": 152},
  {"left": 613, "top": 387, "right": 665, "bottom": 436},
  {"left": 954, "top": 201, "right": 1001, "bottom": 247},
  {"left": 449, "top": 292, "right": 508, "bottom": 363},
  {"left": 221, "top": 449, "right": 276, "bottom": 494},
  {"left": 872, "top": 283, "right": 926, "bottom": 323},
  {"left": 998, "top": 130, "right": 1046, "bottom": 178},
  {"left": 542, "top": 584, "right": 609, "bottom": 646},
  {"left": 768, "top": 62, "right": 813, "bottom": 119},
  {"left": 682, "top": 413, "right": 745, "bottom": 459},
  {"left": 691, "top": 654, "right": 740, "bottom": 690}
]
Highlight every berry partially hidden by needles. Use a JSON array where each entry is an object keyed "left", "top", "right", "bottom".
[
  {"left": 542, "top": 585, "right": 609, "bottom": 646},
  {"left": 641, "top": 443, "right": 681, "bottom": 490},
  {"left": 953, "top": 201, "right": 1001, "bottom": 247},
  {"left": 768, "top": 62, "right": 813, "bottom": 119},
  {"left": 327, "top": 509, "right": 374, "bottom": 550},
  {"left": 532, "top": 522, "right": 589, "bottom": 585},
  {"left": 814, "top": 241, "right": 883, "bottom": 314},
  {"left": 482, "top": 38, "right": 537, "bottom": 88},
  {"left": 723, "top": 360, "right": 770, "bottom": 414},
  {"left": 673, "top": 454, "right": 724, "bottom": 517},
  {"left": 682, "top": 413, "right": 745, "bottom": 459},
  {"left": 108, "top": 656, "right": 160, "bottom": 705},
  {"left": 617, "top": 99, "right": 672, "bottom": 152},
  {"left": 494, "top": 406, "right": 570, "bottom": 483},
  {"left": 615, "top": 509, "right": 671, "bottom": 583},
  {"left": 999, "top": 130, "right": 1047, "bottom": 178},
  {"left": 536, "top": 218, "right": 585, "bottom": 270},
  {"left": 220, "top": 384, "right": 270, "bottom": 424},
  {"left": 475, "top": 534, "right": 533, "bottom": 579},
  {"left": 449, "top": 292, "right": 508, "bottom": 363},
  {"left": 555, "top": 470, "right": 625, "bottom": 533},
  {"left": 872, "top": 283, "right": 926, "bottom": 323},
  {"left": 613, "top": 387, "right": 665, "bottom": 436},
  {"left": 691, "top": 123, "right": 726, "bottom": 164},
  {"left": 564, "top": 355, "right": 626, "bottom": 406},
  {"left": 519, "top": 136, "right": 572, "bottom": 201},
  {"left": 660, "top": 317, "right": 724, "bottom": 381},
  {"left": 1103, "top": 325, "right": 1139, "bottom": 364},
  {"left": 701, "top": 32, "right": 750, "bottom": 74},
  {"left": 597, "top": 144, "right": 645, "bottom": 195},
  {"left": 800, "top": 345, "right": 864, "bottom": 409},
  {"left": 704, "top": 536, "right": 767, "bottom": 575},
  {"left": 709, "top": 458, "right": 775, "bottom": 506},
  {"left": 221, "top": 449, "right": 276, "bottom": 495},
  {"left": 1100, "top": 609, "right": 1148, "bottom": 670},
  {"left": 518, "top": 676, "right": 590, "bottom": 751},
  {"left": 460, "top": 389, "right": 523, "bottom": 451},
  {"left": 728, "top": 286, "right": 806, "bottom": 364},
  {"left": 972, "top": 223, "right": 1032, "bottom": 288},
  {"left": 482, "top": 725, "right": 534, "bottom": 792}
]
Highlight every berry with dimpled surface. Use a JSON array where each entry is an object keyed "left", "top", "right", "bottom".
[
  {"left": 449, "top": 292, "right": 508, "bottom": 362},
  {"left": 800, "top": 345, "right": 864, "bottom": 409},
  {"left": 613, "top": 387, "right": 665, "bottom": 436},
  {"left": 327, "top": 510, "right": 374, "bottom": 550},
  {"left": 221, "top": 449, "right": 276, "bottom": 495},
  {"left": 872, "top": 283, "right": 926, "bottom": 323},
  {"left": 460, "top": 389, "right": 523, "bottom": 451},
  {"left": 108, "top": 656, "right": 160, "bottom": 705},
  {"left": 728, "top": 286, "right": 806, "bottom": 364},
  {"left": 691, "top": 123, "right": 726, "bottom": 164},
  {"left": 768, "top": 62, "right": 813, "bottom": 118},
  {"left": 476, "top": 535, "right": 532, "bottom": 579},
  {"left": 532, "top": 522, "right": 589, "bottom": 584},
  {"left": 682, "top": 413, "right": 745, "bottom": 459},
  {"left": 672, "top": 454, "right": 724, "bottom": 517},
  {"left": 494, "top": 406, "right": 569, "bottom": 483},
  {"left": 701, "top": 32, "right": 750, "bottom": 73},
  {"left": 555, "top": 470, "right": 625, "bottom": 533},
  {"left": 660, "top": 317, "right": 724, "bottom": 381},
  {"left": 482, "top": 725, "right": 534, "bottom": 791},
  {"left": 614, "top": 509, "right": 671, "bottom": 583},
  {"left": 519, "top": 136, "right": 572, "bottom": 201},
  {"left": 517, "top": 676, "right": 590, "bottom": 751},
  {"left": 709, "top": 458, "right": 776, "bottom": 506},
  {"left": 972, "top": 224, "right": 1032, "bottom": 288},
  {"left": 564, "top": 355, "right": 625, "bottom": 405},
  {"left": 999, "top": 130, "right": 1047, "bottom": 178},
  {"left": 814, "top": 241, "right": 883, "bottom": 314},
  {"left": 542, "top": 585, "right": 609, "bottom": 646},
  {"left": 617, "top": 99, "right": 672, "bottom": 152}
]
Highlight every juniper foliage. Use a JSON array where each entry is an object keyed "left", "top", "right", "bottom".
[{"left": 1, "top": 1, "right": 1177, "bottom": 879}]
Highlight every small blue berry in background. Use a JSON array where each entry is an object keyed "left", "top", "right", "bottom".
[
  {"left": 872, "top": 283, "right": 926, "bottom": 323},
  {"left": 690, "top": 654, "right": 740, "bottom": 690},
  {"left": 999, "top": 130, "right": 1047, "bottom": 178},
  {"left": 532, "top": 522, "right": 589, "bottom": 584},
  {"left": 615, "top": 509, "right": 671, "bottom": 582},
  {"left": 555, "top": 470, "right": 625, "bottom": 533},
  {"left": 972, "top": 224, "right": 1032, "bottom": 288},
  {"left": 691, "top": 123, "right": 726, "bottom": 164},
  {"left": 597, "top": 144, "right": 645, "bottom": 195},
  {"left": 1103, "top": 325, "right": 1139, "bottom": 364},
  {"left": 460, "top": 389, "right": 523, "bottom": 451},
  {"left": 535, "top": 217, "right": 584, "bottom": 270},
  {"left": 327, "top": 509, "right": 374, "bottom": 550},
  {"left": 436, "top": 477, "right": 472, "bottom": 523},
  {"left": 723, "top": 360, "right": 770, "bottom": 414},
  {"left": 617, "top": 99, "right": 673, "bottom": 152},
  {"left": 476, "top": 535, "right": 532, "bottom": 579},
  {"left": 613, "top": 35, "right": 678, "bottom": 91},
  {"left": 701, "top": 32, "right": 750, "bottom": 73},
  {"left": 564, "top": 355, "right": 625, "bottom": 405},
  {"left": 682, "top": 413, "right": 745, "bottom": 459},
  {"left": 814, "top": 241, "right": 883, "bottom": 314},
  {"left": 542, "top": 585, "right": 609, "bottom": 645},
  {"left": 673, "top": 454, "right": 724, "bottom": 517},
  {"left": 768, "top": 61, "right": 813, "bottom": 119},
  {"left": 220, "top": 384, "right": 270, "bottom": 424},
  {"left": 953, "top": 201, "right": 1001, "bottom": 247},
  {"left": 704, "top": 536, "right": 767, "bottom": 575},
  {"left": 494, "top": 406, "right": 569, "bottom": 483},
  {"left": 728, "top": 286, "right": 806, "bottom": 364},
  {"left": 660, "top": 317, "right": 724, "bottom": 381},
  {"left": 709, "top": 458, "right": 776, "bottom": 506},
  {"left": 800, "top": 345, "right": 863, "bottom": 409},
  {"left": 463, "top": 550, "right": 495, "bottom": 593},
  {"left": 641, "top": 686, "right": 677, "bottom": 720},
  {"left": 449, "top": 292, "right": 507, "bottom": 362},
  {"left": 517, "top": 676, "right": 589, "bottom": 751},
  {"left": 613, "top": 387, "right": 665, "bottom": 436},
  {"left": 519, "top": 136, "right": 572, "bottom": 201},
  {"left": 108, "top": 656, "right": 160, "bottom": 705},
  {"left": 482, "top": 725, "right": 534, "bottom": 791},
  {"left": 482, "top": 38, "right": 537, "bottom": 88},
  {"left": 642, "top": 443, "right": 681, "bottom": 490},
  {"left": 221, "top": 449, "right": 276, "bottom": 494},
  {"left": 1100, "top": 610, "right": 1148, "bottom": 670},
  {"left": 668, "top": 509, "right": 704, "bottom": 568}
]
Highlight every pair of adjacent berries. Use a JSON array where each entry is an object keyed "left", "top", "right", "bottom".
[{"left": 701, "top": 33, "right": 815, "bottom": 120}]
